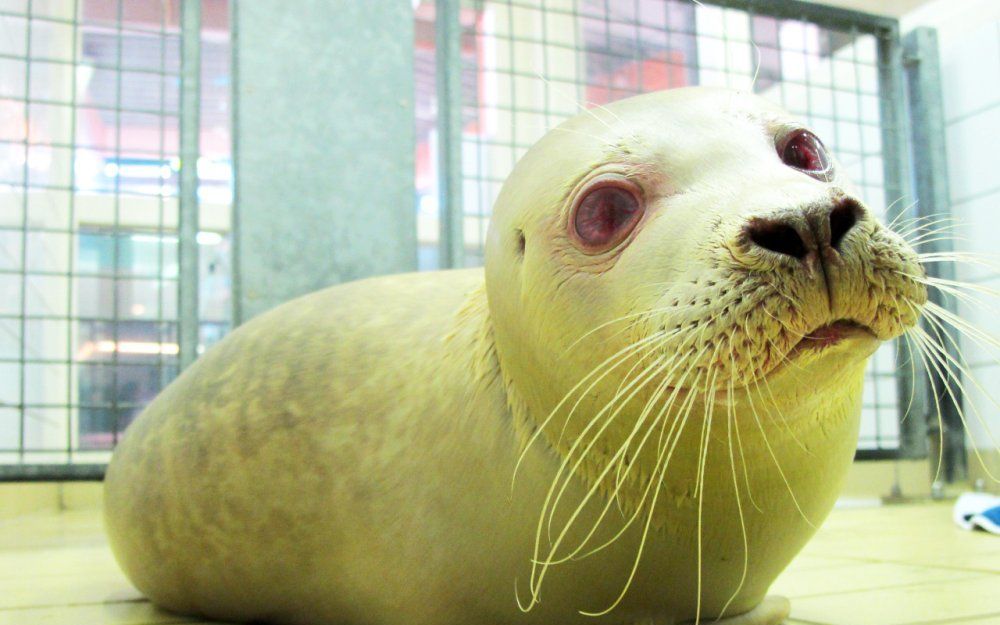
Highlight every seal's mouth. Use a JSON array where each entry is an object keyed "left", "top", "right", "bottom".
[{"left": 787, "top": 319, "right": 876, "bottom": 360}]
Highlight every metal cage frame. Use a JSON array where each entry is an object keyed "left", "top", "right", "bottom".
[{"left": 0, "top": 0, "right": 957, "bottom": 481}]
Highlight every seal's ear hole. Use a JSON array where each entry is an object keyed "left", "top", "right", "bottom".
[{"left": 515, "top": 229, "right": 526, "bottom": 256}]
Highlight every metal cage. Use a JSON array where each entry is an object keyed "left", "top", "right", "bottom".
[{"left": 0, "top": 0, "right": 950, "bottom": 480}]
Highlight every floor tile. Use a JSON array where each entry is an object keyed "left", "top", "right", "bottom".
[
  {"left": 1, "top": 501, "right": 996, "bottom": 624},
  {"left": 790, "top": 574, "right": 1000, "bottom": 625},
  {"left": 773, "top": 562, "right": 982, "bottom": 599},
  {"left": 0, "top": 601, "right": 198, "bottom": 625}
]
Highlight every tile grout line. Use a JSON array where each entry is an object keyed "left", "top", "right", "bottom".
[
  {"left": 787, "top": 572, "right": 992, "bottom": 600},
  {"left": 896, "top": 609, "right": 1000, "bottom": 625},
  {"left": 800, "top": 553, "right": 1000, "bottom": 576},
  {"left": 0, "top": 597, "right": 149, "bottom": 613}
]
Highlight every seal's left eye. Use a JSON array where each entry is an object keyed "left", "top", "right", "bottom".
[
  {"left": 778, "top": 129, "right": 833, "bottom": 182},
  {"left": 571, "top": 178, "right": 643, "bottom": 252}
]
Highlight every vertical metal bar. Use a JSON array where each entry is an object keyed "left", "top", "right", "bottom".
[
  {"left": 230, "top": 0, "right": 243, "bottom": 325},
  {"left": 17, "top": 0, "right": 33, "bottom": 461},
  {"left": 66, "top": 0, "right": 80, "bottom": 463},
  {"left": 437, "top": 0, "right": 464, "bottom": 269},
  {"left": 178, "top": 0, "right": 201, "bottom": 370},
  {"left": 157, "top": 2, "right": 168, "bottom": 391},
  {"left": 851, "top": 29, "right": 884, "bottom": 451},
  {"left": 876, "top": 25, "right": 924, "bottom": 459},
  {"left": 903, "top": 27, "right": 965, "bottom": 479},
  {"left": 111, "top": 0, "right": 123, "bottom": 445}
]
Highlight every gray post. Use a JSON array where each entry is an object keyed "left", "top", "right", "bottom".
[
  {"left": 231, "top": 0, "right": 418, "bottom": 323},
  {"left": 178, "top": 0, "right": 201, "bottom": 369},
  {"left": 903, "top": 27, "right": 966, "bottom": 481},
  {"left": 875, "top": 25, "right": 925, "bottom": 461},
  {"left": 436, "top": 0, "right": 465, "bottom": 268}
]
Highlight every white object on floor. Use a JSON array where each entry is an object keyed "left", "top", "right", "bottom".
[{"left": 953, "top": 492, "right": 1000, "bottom": 534}]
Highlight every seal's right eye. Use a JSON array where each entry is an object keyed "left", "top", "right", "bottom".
[
  {"left": 777, "top": 129, "right": 834, "bottom": 182},
  {"left": 571, "top": 177, "right": 643, "bottom": 253}
]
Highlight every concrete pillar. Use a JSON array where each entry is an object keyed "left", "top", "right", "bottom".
[{"left": 231, "top": 0, "right": 417, "bottom": 323}]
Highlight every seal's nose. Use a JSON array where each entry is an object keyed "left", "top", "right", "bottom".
[{"left": 745, "top": 197, "right": 862, "bottom": 263}]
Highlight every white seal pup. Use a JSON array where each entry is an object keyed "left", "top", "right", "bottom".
[{"left": 104, "top": 86, "right": 926, "bottom": 625}]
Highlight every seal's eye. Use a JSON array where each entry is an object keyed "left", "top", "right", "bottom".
[
  {"left": 778, "top": 129, "right": 833, "bottom": 182},
  {"left": 571, "top": 177, "right": 643, "bottom": 252}
]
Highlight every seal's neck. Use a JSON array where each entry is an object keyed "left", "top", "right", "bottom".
[{"left": 448, "top": 283, "right": 538, "bottom": 451}]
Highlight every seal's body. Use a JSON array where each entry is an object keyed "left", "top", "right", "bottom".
[{"left": 104, "top": 88, "right": 926, "bottom": 625}]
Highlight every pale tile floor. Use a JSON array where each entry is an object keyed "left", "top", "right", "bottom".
[{"left": 0, "top": 502, "right": 998, "bottom": 625}]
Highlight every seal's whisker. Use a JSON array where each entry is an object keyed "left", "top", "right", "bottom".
[
  {"left": 544, "top": 349, "right": 677, "bottom": 541},
  {"left": 530, "top": 71, "right": 617, "bottom": 134},
  {"left": 512, "top": 329, "right": 674, "bottom": 490},
  {"left": 693, "top": 366, "right": 721, "bottom": 625},
  {"left": 906, "top": 324, "right": 1000, "bottom": 482},
  {"left": 881, "top": 197, "right": 920, "bottom": 230},
  {"left": 916, "top": 252, "right": 1000, "bottom": 274},
  {"left": 752, "top": 369, "right": 811, "bottom": 455},
  {"left": 759, "top": 305, "right": 809, "bottom": 341},
  {"left": 541, "top": 351, "right": 668, "bottom": 545},
  {"left": 728, "top": 348, "right": 763, "bottom": 514},
  {"left": 744, "top": 380, "right": 817, "bottom": 528},
  {"left": 569, "top": 358, "right": 706, "bottom": 564},
  {"left": 901, "top": 228, "right": 966, "bottom": 248},
  {"left": 922, "top": 300, "right": 1000, "bottom": 361},
  {"left": 525, "top": 356, "right": 701, "bottom": 607},
  {"left": 889, "top": 212, "right": 959, "bottom": 234},
  {"left": 578, "top": 370, "right": 708, "bottom": 618},
  {"left": 907, "top": 235, "right": 969, "bottom": 250},
  {"left": 901, "top": 327, "right": 948, "bottom": 483},
  {"left": 558, "top": 356, "right": 699, "bottom": 565},
  {"left": 565, "top": 304, "right": 694, "bottom": 355},
  {"left": 732, "top": 404, "right": 763, "bottom": 513},
  {"left": 908, "top": 307, "right": 1000, "bottom": 465},
  {"left": 900, "top": 222, "right": 963, "bottom": 239},
  {"left": 719, "top": 378, "right": 750, "bottom": 619},
  {"left": 546, "top": 330, "right": 710, "bottom": 541},
  {"left": 517, "top": 123, "right": 616, "bottom": 147},
  {"left": 530, "top": 71, "right": 641, "bottom": 144},
  {"left": 545, "top": 343, "right": 682, "bottom": 536},
  {"left": 900, "top": 325, "right": 922, "bottom": 424},
  {"left": 741, "top": 307, "right": 811, "bottom": 395},
  {"left": 537, "top": 340, "right": 710, "bottom": 567},
  {"left": 607, "top": 364, "right": 680, "bottom": 520},
  {"left": 693, "top": 365, "right": 721, "bottom": 494},
  {"left": 531, "top": 341, "right": 682, "bottom": 571},
  {"left": 910, "top": 308, "right": 1000, "bottom": 473},
  {"left": 893, "top": 216, "right": 962, "bottom": 241},
  {"left": 919, "top": 275, "right": 1000, "bottom": 305},
  {"left": 611, "top": 354, "right": 688, "bottom": 499},
  {"left": 749, "top": 40, "right": 763, "bottom": 94},
  {"left": 892, "top": 210, "right": 960, "bottom": 226}
]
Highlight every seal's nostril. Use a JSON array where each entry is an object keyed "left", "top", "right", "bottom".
[
  {"left": 747, "top": 219, "right": 808, "bottom": 260},
  {"left": 829, "top": 200, "right": 859, "bottom": 251}
]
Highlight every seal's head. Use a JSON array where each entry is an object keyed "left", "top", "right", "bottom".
[
  {"left": 486, "top": 87, "right": 924, "bottom": 419},
  {"left": 484, "top": 87, "right": 927, "bottom": 615}
]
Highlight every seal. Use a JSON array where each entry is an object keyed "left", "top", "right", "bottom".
[{"left": 103, "top": 86, "right": 927, "bottom": 625}]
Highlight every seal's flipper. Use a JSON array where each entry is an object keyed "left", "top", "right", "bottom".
[{"left": 687, "top": 596, "right": 791, "bottom": 625}]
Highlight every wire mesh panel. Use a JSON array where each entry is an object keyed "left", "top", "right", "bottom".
[
  {"left": 416, "top": 0, "right": 907, "bottom": 454},
  {"left": 0, "top": 0, "right": 232, "bottom": 476}
]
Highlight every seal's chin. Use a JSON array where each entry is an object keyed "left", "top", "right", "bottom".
[{"left": 787, "top": 319, "right": 877, "bottom": 360}]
